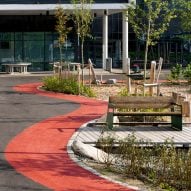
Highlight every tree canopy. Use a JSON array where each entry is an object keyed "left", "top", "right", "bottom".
[{"left": 126, "top": 0, "right": 176, "bottom": 81}]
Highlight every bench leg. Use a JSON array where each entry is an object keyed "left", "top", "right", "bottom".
[
  {"left": 149, "top": 86, "right": 153, "bottom": 96},
  {"left": 157, "top": 84, "right": 160, "bottom": 96},
  {"left": 171, "top": 115, "right": 182, "bottom": 131},
  {"left": 106, "top": 112, "right": 114, "bottom": 130}
]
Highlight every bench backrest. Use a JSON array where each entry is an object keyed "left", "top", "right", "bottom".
[
  {"left": 156, "top": 57, "right": 163, "bottom": 83},
  {"left": 149, "top": 61, "right": 156, "bottom": 83},
  {"left": 148, "top": 57, "right": 163, "bottom": 84},
  {"left": 109, "top": 96, "right": 177, "bottom": 109}
]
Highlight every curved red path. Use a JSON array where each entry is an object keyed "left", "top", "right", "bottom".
[{"left": 5, "top": 83, "right": 135, "bottom": 191}]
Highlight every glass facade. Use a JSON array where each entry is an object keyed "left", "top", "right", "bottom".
[
  {"left": 0, "top": 32, "right": 49, "bottom": 71},
  {"left": 0, "top": 0, "right": 190, "bottom": 71},
  {"left": 0, "top": 13, "right": 124, "bottom": 71}
]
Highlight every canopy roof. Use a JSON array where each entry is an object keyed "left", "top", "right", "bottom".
[{"left": 0, "top": 4, "right": 128, "bottom": 16}]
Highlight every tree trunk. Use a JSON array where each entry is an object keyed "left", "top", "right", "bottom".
[
  {"left": 143, "top": 16, "right": 151, "bottom": 95},
  {"left": 144, "top": 40, "right": 149, "bottom": 82},
  {"left": 59, "top": 44, "right": 63, "bottom": 79},
  {"left": 81, "top": 39, "right": 84, "bottom": 85},
  {"left": 144, "top": 15, "right": 151, "bottom": 80}
]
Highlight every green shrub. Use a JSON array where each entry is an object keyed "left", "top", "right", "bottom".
[
  {"left": 118, "top": 87, "right": 129, "bottom": 96},
  {"left": 169, "top": 63, "right": 191, "bottom": 83},
  {"left": 96, "top": 134, "right": 191, "bottom": 190},
  {"left": 168, "top": 63, "right": 183, "bottom": 82},
  {"left": 43, "top": 75, "right": 96, "bottom": 97},
  {"left": 118, "top": 134, "right": 148, "bottom": 178},
  {"left": 43, "top": 75, "right": 62, "bottom": 92},
  {"left": 96, "top": 136, "right": 116, "bottom": 168},
  {"left": 159, "top": 183, "right": 176, "bottom": 191},
  {"left": 82, "top": 85, "right": 96, "bottom": 97},
  {"left": 183, "top": 63, "right": 191, "bottom": 83}
]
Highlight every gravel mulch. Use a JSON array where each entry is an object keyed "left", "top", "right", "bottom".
[{"left": 91, "top": 82, "right": 191, "bottom": 101}]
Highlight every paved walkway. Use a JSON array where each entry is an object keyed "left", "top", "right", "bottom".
[{"left": 0, "top": 75, "right": 135, "bottom": 191}]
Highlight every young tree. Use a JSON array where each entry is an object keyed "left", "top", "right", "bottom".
[
  {"left": 175, "top": 0, "right": 191, "bottom": 54},
  {"left": 176, "top": 0, "right": 191, "bottom": 33},
  {"left": 71, "top": 0, "right": 94, "bottom": 84},
  {"left": 55, "top": 6, "right": 72, "bottom": 79},
  {"left": 126, "top": 0, "right": 176, "bottom": 82}
]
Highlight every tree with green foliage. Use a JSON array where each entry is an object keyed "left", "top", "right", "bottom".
[
  {"left": 55, "top": 6, "right": 72, "bottom": 79},
  {"left": 126, "top": 0, "right": 176, "bottom": 82},
  {"left": 71, "top": 0, "right": 94, "bottom": 84},
  {"left": 175, "top": 0, "right": 191, "bottom": 56},
  {"left": 175, "top": 0, "right": 191, "bottom": 34}
]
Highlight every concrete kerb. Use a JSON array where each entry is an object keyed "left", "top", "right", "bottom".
[{"left": 67, "top": 119, "right": 140, "bottom": 191}]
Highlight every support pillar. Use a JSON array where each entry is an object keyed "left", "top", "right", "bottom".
[
  {"left": 102, "top": 10, "right": 108, "bottom": 70},
  {"left": 122, "top": 12, "right": 131, "bottom": 93},
  {"left": 122, "top": 12, "right": 129, "bottom": 73}
]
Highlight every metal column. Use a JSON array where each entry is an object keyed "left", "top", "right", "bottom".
[{"left": 102, "top": 10, "right": 108, "bottom": 70}]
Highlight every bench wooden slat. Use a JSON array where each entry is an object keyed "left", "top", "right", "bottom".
[
  {"left": 116, "top": 122, "right": 172, "bottom": 125},
  {"left": 114, "top": 112, "right": 181, "bottom": 116},
  {"left": 109, "top": 96, "right": 175, "bottom": 104},
  {"left": 110, "top": 103, "right": 174, "bottom": 109}
]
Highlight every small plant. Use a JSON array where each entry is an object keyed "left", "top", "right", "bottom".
[
  {"left": 183, "top": 63, "right": 191, "bottom": 83},
  {"left": 159, "top": 183, "right": 176, "bottom": 191},
  {"left": 42, "top": 75, "right": 60, "bottom": 91},
  {"left": 96, "top": 136, "right": 116, "bottom": 168},
  {"left": 118, "top": 134, "right": 151, "bottom": 178},
  {"left": 168, "top": 63, "right": 183, "bottom": 82},
  {"left": 155, "top": 139, "right": 176, "bottom": 184},
  {"left": 118, "top": 87, "right": 129, "bottom": 96}
]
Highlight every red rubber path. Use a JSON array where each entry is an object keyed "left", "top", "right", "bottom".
[{"left": 5, "top": 83, "right": 135, "bottom": 191}]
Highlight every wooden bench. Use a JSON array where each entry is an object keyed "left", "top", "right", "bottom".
[{"left": 106, "top": 95, "right": 190, "bottom": 131}]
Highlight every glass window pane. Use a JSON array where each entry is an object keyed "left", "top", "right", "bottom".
[
  {"left": 24, "top": 40, "right": 44, "bottom": 62},
  {"left": 0, "top": 41, "right": 14, "bottom": 63},
  {"left": 23, "top": 32, "right": 45, "bottom": 64},
  {"left": 45, "top": 40, "right": 53, "bottom": 62},
  {"left": 0, "top": 32, "right": 14, "bottom": 41},
  {"left": 15, "top": 41, "right": 23, "bottom": 62},
  {"left": 15, "top": 32, "right": 23, "bottom": 40},
  {"left": 23, "top": 32, "right": 44, "bottom": 41}
]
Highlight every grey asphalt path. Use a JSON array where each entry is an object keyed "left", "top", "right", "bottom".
[{"left": 0, "top": 75, "right": 80, "bottom": 191}]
